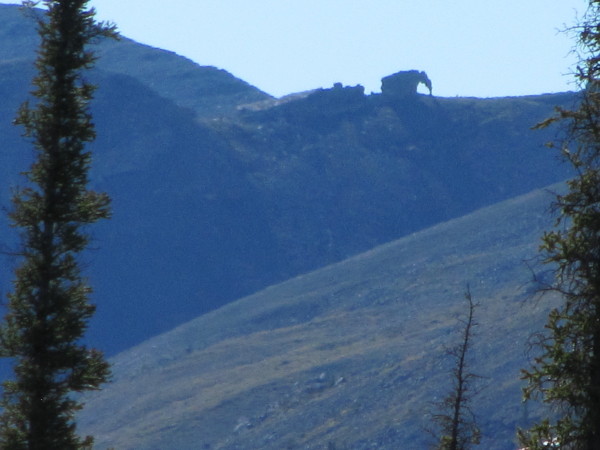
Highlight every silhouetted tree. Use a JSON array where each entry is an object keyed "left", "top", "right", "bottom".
[
  {"left": 431, "top": 287, "right": 481, "bottom": 450},
  {"left": 0, "top": 1, "right": 116, "bottom": 448},
  {"left": 519, "top": 2, "right": 600, "bottom": 449}
]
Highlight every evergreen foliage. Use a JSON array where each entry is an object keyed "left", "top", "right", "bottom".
[
  {"left": 431, "top": 288, "right": 481, "bottom": 450},
  {"left": 519, "top": 1, "right": 600, "bottom": 448},
  {"left": 0, "top": 1, "right": 115, "bottom": 448}
]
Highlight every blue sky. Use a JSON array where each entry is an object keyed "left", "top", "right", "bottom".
[{"left": 2, "top": 0, "right": 589, "bottom": 97}]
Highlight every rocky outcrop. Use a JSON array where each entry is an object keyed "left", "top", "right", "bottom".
[
  {"left": 301, "top": 82, "right": 366, "bottom": 115},
  {"left": 241, "top": 82, "right": 367, "bottom": 125},
  {"left": 381, "top": 70, "right": 432, "bottom": 97}
]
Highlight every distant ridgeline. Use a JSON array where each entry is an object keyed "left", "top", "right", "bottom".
[{"left": 240, "top": 70, "right": 434, "bottom": 117}]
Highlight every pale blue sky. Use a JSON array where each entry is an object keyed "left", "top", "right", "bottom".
[{"left": 1, "top": 1, "right": 589, "bottom": 97}]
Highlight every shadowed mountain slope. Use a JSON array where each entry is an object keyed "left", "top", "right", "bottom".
[
  {"left": 78, "top": 185, "right": 561, "bottom": 450},
  {"left": 218, "top": 89, "right": 575, "bottom": 277},
  {"left": 0, "top": 62, "right": 275, "bottom": 352},
  {"left": 0, "top": 3, "right": 271, "bottom": 118},
  {"left": 0, "top": 3, "right": 575, "bottom": 354}
]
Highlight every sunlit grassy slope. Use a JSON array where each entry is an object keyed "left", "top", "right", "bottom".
[{"left": 79, "top": 184, "right": 562, "bottom": 449}]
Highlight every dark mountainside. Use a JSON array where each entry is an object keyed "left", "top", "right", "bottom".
[
  {"left": 0, "top": 3, "right": 575, "bottom": 355},
  {"left": 0, "top": 4, "right": 271, "bottom": 118},
  {"left": 78, "top": 185, "right": 561, "bottom": 450}
]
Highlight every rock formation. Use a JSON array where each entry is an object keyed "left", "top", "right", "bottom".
[{"left": 381, "top": 70, "right": 433, "bottom": 97}]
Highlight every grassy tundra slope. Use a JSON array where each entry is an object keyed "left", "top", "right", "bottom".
[{"left": 79, "top": 185, "right": 561, "bottom": 450}]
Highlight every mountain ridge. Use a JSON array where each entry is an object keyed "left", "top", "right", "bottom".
[
  {"left": 0, "top": 3, "right": 271, "bottom": 118},
  {"left": 0, "top": 4, "right": 578, "bottom": 447},
  {"left": 0, "top": 3, "right": 576, "bottom": 355}
]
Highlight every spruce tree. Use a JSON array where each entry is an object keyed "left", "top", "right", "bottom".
[
  {"left": 0, "top": 1, "right": 116, "bottom": 448},
  {"left": 519, "top": 1, "right": 600, "bottom": 448},
  {"left": 431, "top": 288, "right": 481, "bottom": 450}
]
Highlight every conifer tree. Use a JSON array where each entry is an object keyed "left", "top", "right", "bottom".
[
  {"left": 0, "top": 1, "right": 116, "bottom": 448},
  {"left": 431, "top": 288, "right": 481, "bottom": 450},
  {"left": 519, "top": 1, "right": 600, "bottom": 448}
]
